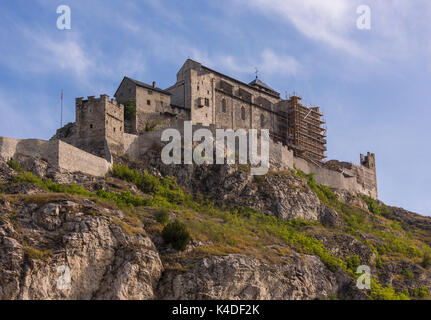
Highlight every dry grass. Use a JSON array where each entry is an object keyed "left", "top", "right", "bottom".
[
  {"left": 112, "top": 216, "right": 142, "bottom": 236},
  {"left": 24, "top": 246, "right": 52, "bottom": 260}
]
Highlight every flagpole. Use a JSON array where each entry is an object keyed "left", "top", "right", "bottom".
[{"left": 61, "top": 90, "right": 63, "bottom": 128}]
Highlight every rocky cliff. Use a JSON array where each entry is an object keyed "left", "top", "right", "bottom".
[{"left": 0, "top": 156, "right": 430, "bottom": 300}]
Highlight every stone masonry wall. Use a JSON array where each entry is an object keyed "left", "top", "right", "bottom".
[
  {"left": 125, "top": 124, "right": 377, "bottom": 198},
  {"left": 170, "top": 60, "right": 287, "bottom": 140},
  {"left": 0, "top": 137, "right": 111, "bottom": 177},
  {"left": 57, "top": 140, "right": 112, "bottom": 176},
  {"left": 268, "top": 141, "right": 378, "bottom": 199}
]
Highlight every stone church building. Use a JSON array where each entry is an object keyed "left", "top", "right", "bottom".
[{"left": 114, "top": 59, "right": 327, "bottom": 163}]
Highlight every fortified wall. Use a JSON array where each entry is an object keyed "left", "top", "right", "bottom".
[
  {"left": 119, "top": 122, "right": 378, "bottom": 199},
  {"left": 270, "top": 140, "right": 378, "bottom": 198},
  {"left": 0, "top": 137, "right": 112, "bottom": 177},
  {"left": 0, "top": 120, "right": 378, "bottom": 198}
]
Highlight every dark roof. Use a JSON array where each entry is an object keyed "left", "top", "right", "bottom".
[
  {"left": 115, "top": 77, "right": 172, "bottom": 97},
  {"left": 248, "top": 78, "right": 278, "bottom": 95},
  {"left": 197, "top": 61, "right": 281, "bottom": 98}
]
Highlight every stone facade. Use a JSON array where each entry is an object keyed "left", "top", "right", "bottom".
[
  {"left": 0, "top": 137, "right": 112, "bottom": 177},
  {"left": 68, "top": 95, "right": 125, "bottom": 159},
  {"left": 166, "top": 59, "right": 283, "bottom": 135},
  {"left": 0, "top": 59, "right": 378, "bottom": 197},
  {"left": 114, "top": 77, "right": 187, "bottom": 134}
]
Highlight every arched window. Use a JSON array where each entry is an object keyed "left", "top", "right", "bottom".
[
  {"left": 222, "top": 99, "right": 226, "bottom": 113},
  {"left": 260, "top": 114, "right": 265, "bottom": 127},
  {"left": 241, "top": 106, "right": 246, "bottom": 120}
]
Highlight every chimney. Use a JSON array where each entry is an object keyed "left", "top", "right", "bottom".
[{"left": 152, "top": 81, "right": 156, "bottom": 88}]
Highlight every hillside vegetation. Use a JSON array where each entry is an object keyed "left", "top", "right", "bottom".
[{"left": 0, "top": 158, "right": 430, "bottom": 300}]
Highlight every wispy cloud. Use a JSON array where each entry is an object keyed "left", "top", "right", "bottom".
[
  {"left": 0, "top": 25, "right": 94, "bottom": 78},
  {"left": 235, "top": 0, "right": 431, "bottom": 63},
  {"left": 210, "top": 49, "right": 301, "bottom": 77},
  {"left": 237, "top": 0, "right": 366, "bottom": 58}
]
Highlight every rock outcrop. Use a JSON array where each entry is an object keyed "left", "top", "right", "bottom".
[
  {"left": 157, "top": 254, "right": 364, "bottom": 300},
  {"left": 0, "top": 198, "right": 163, "bottom": 300},
  {"left": 1, "top": 157, "right": 431, "bottom": 300}
]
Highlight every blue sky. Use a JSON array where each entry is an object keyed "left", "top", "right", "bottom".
[{"left": 0, "top": 0, "right": 430, "bottom": 215}]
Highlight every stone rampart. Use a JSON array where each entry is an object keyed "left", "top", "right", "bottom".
[{"left": 0, "top": 137, "right": 111, "bottom": 177}]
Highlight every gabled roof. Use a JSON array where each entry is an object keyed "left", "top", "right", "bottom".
[
  {"left": 195, "top": 60, "right": 280, "bottom": 98},
  {"left": 248, "top": 78, "right": 279, "bottom": 95},
  {"left": 114, "top": 77, "right": 172, "bottom": 97}
]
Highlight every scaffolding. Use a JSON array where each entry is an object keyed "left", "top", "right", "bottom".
[{"left": 285, "top": 95, "right": 327, "bottom": 163}]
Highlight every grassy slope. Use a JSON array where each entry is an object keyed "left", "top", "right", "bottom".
[{"left": 2, "top": 161, "right": 431, "bottom": 300}]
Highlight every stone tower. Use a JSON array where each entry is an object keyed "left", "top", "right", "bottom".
[
  {"left": 75, "top": 95, "right": 124, "bottom": 159},
  {"left": 360, "top": 152, "right": 378, "bottom": 197},
  {"left": 360, "top": 152, "right": 376, "bottom": 170}
]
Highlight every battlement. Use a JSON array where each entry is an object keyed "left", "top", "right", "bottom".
[
  {"left": 361, "top": 152, "right": 376, "bottom": 170},
  {"left": 76, "top": 94, "right": 123, "bottom": 109},
  {"left": 73, "top": 94, "right": 125, "bottom": 158}
]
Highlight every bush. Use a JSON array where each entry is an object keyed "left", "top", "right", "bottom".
[
  {"left": 111, "top": 164, "right": 187, "bottom": 205},
  {"left": 421, "top": 251, "right": 431, "bottom": 269},
  {"left": 124, "top": 99, "right": 137, "bottom": 120},
  {"left": 413, "top": 287, "right": 429, "bottom": 299},
  {"left": 369, "top": 279, "right": 410, "bottom": 300},
  {"left": 96, "top": 189, "right": 151, "bottom": 208},
  {"left": 145, "top": 120, "right": 162, "bottom": 132},
  {"left": 162, "top": 220, "right": 191, "bottom": 251},
  {"left": 362, "top": 195, "right": 381, "bottom": 215},
  {"left": 402, "top": 269, "right": 414, "bottom": 279},
  {"left": 155, "top": 208, "right": 170, "bottom": 225},
  {"left": 7, "top": 159, "right": 24, "bottom": 172},
  {"left": 346, "top": 255, "right": 361, "bottom": 272},
  {"left": 14, "top": 171, "right": 43, "bottom": 185}
]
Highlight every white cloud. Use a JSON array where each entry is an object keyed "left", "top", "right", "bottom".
[
  {"left": 238, "top": 0, "right": 366, "bottom": 58},
  {"left": 2, "top": 26, "right": 94, "bottom": 78},
  {"left": 235, "top": 0, "right": 431, "bottom": 63},
  {"left": 260, "top": 49, "right": 301, "bottom": 75},
  {"left": 202, "top": 49, "right": 301, "bottom": 78},
  {"left": 35, "top": 37, "right": 93, "bottom": 77}
]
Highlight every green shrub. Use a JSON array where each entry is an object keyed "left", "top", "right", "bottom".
[
  {"left": 402, "top": 269, "right": 414, "bottom": 279},
  {"left": 96, "top": 189, "right": 151, "bottom": 208},
  {"left": 155, "top": 208, "right": 170, "bottom": 225},
  {"left": 44, "top": 181, "right": 91, "bottom": 196},
  {"left": 14, "top": 171, "right": 43, "bottom": 185},
  {"left": 413, "top": 287, "right": 429, "bottom": 299},
  {"left": 7, "top": 159, "right": 24, "bottom": 172},
  {"left": 369, "top": 279, "right": 410, "bottom": 300},
  {"left": 346, "top": 255, "right": 361, "bottom": 272},
  {"left": 111, "top": 164, "right": 187, "bottom": 205},
  {"left": 162, "top": 220, "right": 191, "bottom": 251},
  {"left": 294, "top": 168, "right": 337, "bottom": 205},
  {"left": 14, "top": 172, "right": 92, "bottom": 197},
  {"left": 362, "top": 195, "right": 391, "bottom": 216},
  {"left": 421, "top": 251, "right": 431, "bottom": 269},
  {"left": 124, "top": 99, "right": 137, "bottom": 120},
  {"left": 362, "top": 195, "right": 381, "bottom": 215},
  {"left": 145, "top": 120, "right": 162, "bottom": 132}
]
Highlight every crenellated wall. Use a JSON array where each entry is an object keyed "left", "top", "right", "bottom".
[
  {"left": 0, "top": 128, "right": 378, "bottom": 198},
  {"left": 268, "top": 140, "right": 378, "bottom": 198},
  {"left": 120, "top": 124, "right": 378, "bottom": 198}
]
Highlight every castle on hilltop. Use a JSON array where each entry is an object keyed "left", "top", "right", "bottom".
[{"left": 0, "top": 59, "right": 378, "bottom": 198}]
